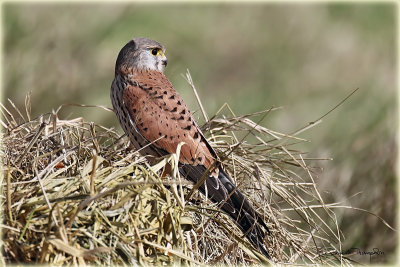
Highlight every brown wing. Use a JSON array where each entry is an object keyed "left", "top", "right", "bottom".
[
  {"left": 122, "top": 70, "right": 216, "bottom": 170},
  {"left": 117, "top": 70, "right": 271, "bottom": 258}
]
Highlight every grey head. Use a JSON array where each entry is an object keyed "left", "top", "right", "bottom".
[{"left": 115, "top": 37, "right": 168, "bottom": 74}]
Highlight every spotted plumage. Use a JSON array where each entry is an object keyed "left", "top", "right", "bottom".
[{"left": 110, "top": 37, "right": 271, "bottom": 259}]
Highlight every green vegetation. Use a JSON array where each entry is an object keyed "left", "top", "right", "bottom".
[{"left": 3, "top": 3, "right": 396, "bottom": 264}]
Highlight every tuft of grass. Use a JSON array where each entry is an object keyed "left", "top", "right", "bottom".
[{"left": 1, "top": 88, "right": 356, "bottom": 265}]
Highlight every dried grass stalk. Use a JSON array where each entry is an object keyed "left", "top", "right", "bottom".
[{"left": 1, "top": 92, "right": 353, "bottom": 265}]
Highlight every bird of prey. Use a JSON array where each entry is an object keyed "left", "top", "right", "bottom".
[{"left": 110, "top": 37, "right": 270, "bottom": 259}]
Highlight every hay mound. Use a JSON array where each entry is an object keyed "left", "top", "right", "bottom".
[{"left": 1, "top": 94, "right": 351, "bottom": 265}]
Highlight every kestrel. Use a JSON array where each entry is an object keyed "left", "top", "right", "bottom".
[{"left": 110, "top": 37, "right": 270, "bottom": 259}]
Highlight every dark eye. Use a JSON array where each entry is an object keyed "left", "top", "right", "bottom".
[{"left": 151, "top": 48, "right": 158, "bottom": 55}]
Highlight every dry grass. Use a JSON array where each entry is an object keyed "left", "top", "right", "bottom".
[{"left": 1, "top": 83, "right": 356, "bottom": 265}]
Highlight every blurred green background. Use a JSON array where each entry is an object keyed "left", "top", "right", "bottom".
[{"left": 3, "top": 3, "right": 397, "bottom": 264}]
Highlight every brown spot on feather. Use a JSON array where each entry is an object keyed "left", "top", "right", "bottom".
[{"left": 119, "top": 69, "right": 217, "bottom": 169}]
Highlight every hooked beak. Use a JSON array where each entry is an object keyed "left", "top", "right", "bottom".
[{"left": 162, "top": 57, "right": 168, "bottom": 67}]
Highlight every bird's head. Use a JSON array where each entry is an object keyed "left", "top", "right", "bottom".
[{"left": 115, "top": 37, "right": 168, "bottom": 74}]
